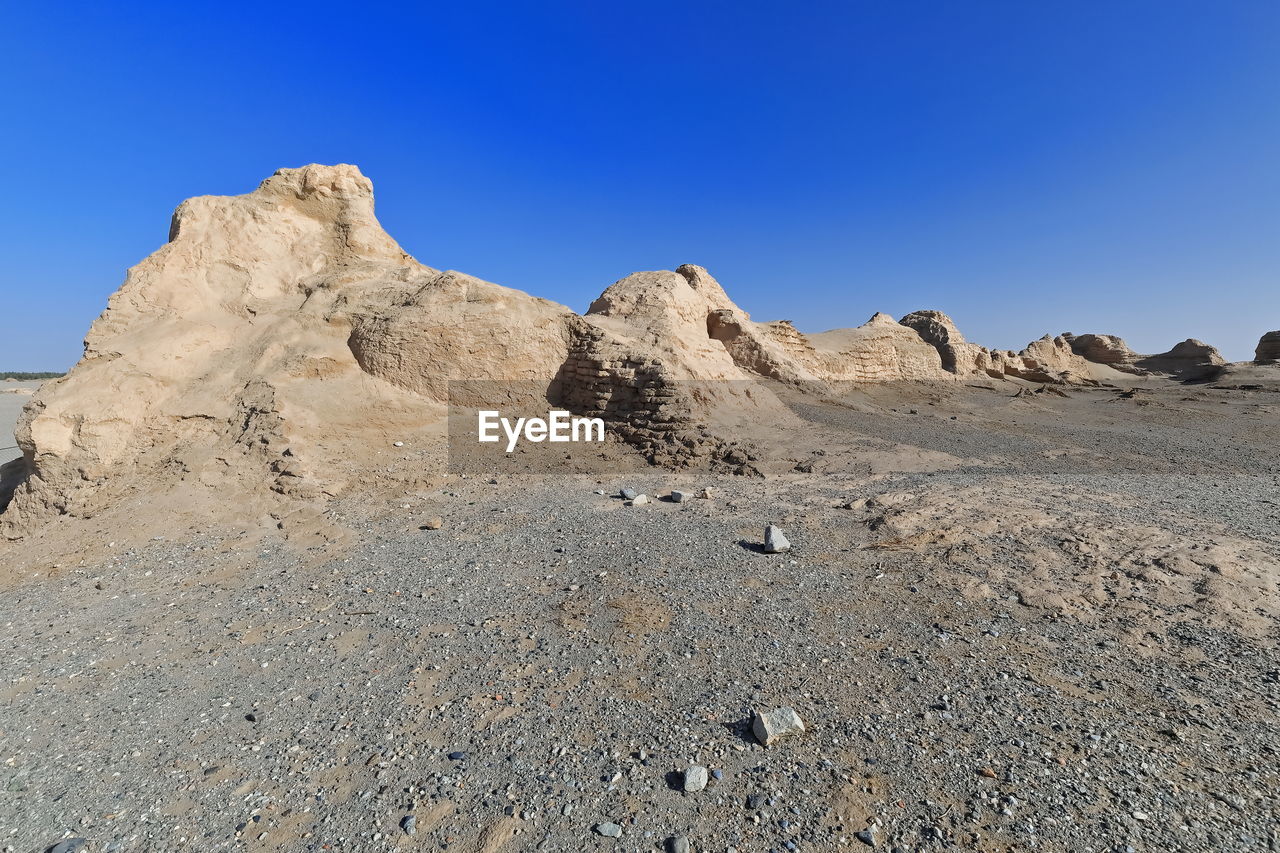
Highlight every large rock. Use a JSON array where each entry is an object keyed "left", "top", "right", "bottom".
[
  {"left": 1255, "top": 331, "right": 1280, "bottom": 364},
  {"left": 682, "top": 765, "right": 709, "bottom": 792},
  {"left": 764, "top": 524, "right": 791, "bottom": 553},
  {"left": 752, "top": 706, "right": 806, "bottom": 746}
]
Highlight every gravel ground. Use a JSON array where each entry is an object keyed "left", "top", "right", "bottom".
[{"left": 2, "top": 384, "right": 1278, "bottom": 853}]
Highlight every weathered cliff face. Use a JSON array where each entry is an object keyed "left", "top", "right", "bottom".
[
  {"left": 345, "top": 269, "right": 578, "bottom": 404},
  {"left": 1253, "top": 331, "right": 1280, "bottom": 364},
  {"left": 899, "top": 318, "right": 1231, "bottom": 385},
  {"left": 898, "top": 310, "right": 1002, "bottom": 379},
  {"left": 999, "top": 335, "right": 1101, "bottom": 384},
  {"left": 583, "top": 265, "right": 751, "bottom": 383}
]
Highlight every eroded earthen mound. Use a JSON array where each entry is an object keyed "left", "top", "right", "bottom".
[
  {"left": 1, "top": 165, "right": 562, "bottom": 535},
  {"left": 0, "top": 164, "right": 1239, "bottom": 537},
  {"left": 1065, "top": 333, "right": 1226, "bottom": 381},
  {"left": 900, "top": 311, "right": 1105, "bottom": 384}
]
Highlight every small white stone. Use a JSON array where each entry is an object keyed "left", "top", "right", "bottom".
[
  {"left": 683, "top": 765, "right": 708, "bottom": 792},
  {"left": 629, "top": 495, "right": 650, "bottom": 506},
  {"left": 752, "top": 706, "right": 805, "bottom": 746},
  {"left": 764, "top": 525, "right": 791, "bottom": 553}
]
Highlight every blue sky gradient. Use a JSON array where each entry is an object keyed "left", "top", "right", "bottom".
[{"left": 2, "top": 1, "right": 1277, "bottom": 367}]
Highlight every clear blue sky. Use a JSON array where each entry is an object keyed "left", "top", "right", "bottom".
[{"left": 2, "top": 1, "right": 1277, "bottom": 368}]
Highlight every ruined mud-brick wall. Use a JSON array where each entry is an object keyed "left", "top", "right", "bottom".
[
  {"left": 555, "top": 325, "right": 757, "bottom": 471},
  {"left": 757, "top": 320, "right": 822, "bottom": 364}
]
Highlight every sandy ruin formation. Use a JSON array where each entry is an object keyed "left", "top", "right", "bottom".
[
  {"left": 3, "top": 166, "right": 445, "bottom": 536},
  {"left": 1064, "top": 333, "right": 1227, "bottom": 381},
  {"left": 899, "top": 310, "right": 1119, "bottom": 384},
  {"left": 0, "top": 164, "right": 1241, "bottom": 538}
]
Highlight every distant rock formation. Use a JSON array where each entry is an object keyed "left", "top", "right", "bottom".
[
  {"left": 1255, "top": 331, "right": 1280, "bottom": 364},
  {"left": 899, "top": 311, "right": 1100, "bottom": 384},
  {"left": 1064, "top": 334, "right": 1226, "bottom": 381},
  {"left": 806, "top": 313, "right": 948, "bottom": 381},
  {"left": 1063, "top": 333, "right": 1138, "bottom": 367},
  {"left": 999, "top": 335, "right": 1101, "bottom": 384},
  {"left": 1141, "top": 340, "right": 1227, "bottom": 380}
]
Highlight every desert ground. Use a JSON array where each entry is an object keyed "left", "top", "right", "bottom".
[{"left": 3, "top": 378, "right": 1278, "bottom": 853}]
